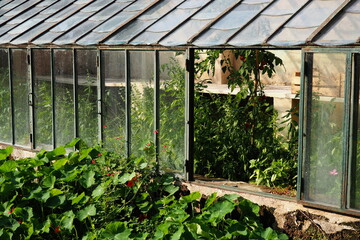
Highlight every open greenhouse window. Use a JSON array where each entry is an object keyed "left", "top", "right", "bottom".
[
  {"left": 192, "top": 49, "right": 300, "bottom": 198},
  {"left": 299, "top": 49, "right": 360, "bottom": 215}
]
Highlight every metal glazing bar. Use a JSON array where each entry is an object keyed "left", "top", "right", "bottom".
[
  {"left": 188, "top": 0, "right": 243, "bottom": 44},
  {"left": 154, "top": 50, "right": 160, "bottom": 172},
  {"left": 8, "top": 48, "right": 15, "bottom": 145},
  {"left": 73, "top": 49, "right": 79, "bottom": 139},
  {"left": 97, "top": 50, "right": 103, "bottom": 144},
  {"left": 51, "top": 49, "right": 56, "bottom": 148},
  {"left": 185, "top": 48, "right": 195, "bottom": 181},
  {"left": 297, "top": 50, "right": 306, "bottom": 200},
  {"left": 341, "top": 52, "right": 353, "bottom": 209},
  {"left": 125, "top": 49, "right": 131, "bottom": 158},
  {"left": 28, "top": 49, "right": 35, "bottom": 149}
]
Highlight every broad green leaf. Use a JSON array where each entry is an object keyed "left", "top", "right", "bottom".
[
  {"left": 92, "top": 182, "right": 107, "bottom": 198},
  {"left": 164, "top": 185, "right": 179, "bottom": 196},
  {"left": 61, "top": 211, "right": 75, "bottom": 230},
  {"left": 181, "top": 192, "right": 201, "bottom": 203},
  {"left": 42, "top": 175, "right": 56, "bottom": 189},
  {"left": 50, "top": 188, "right": 63, "bottom": 197},
  {"left": 53, "top": 158, "right": 68, "bottom": 170},
  {"left": 0, "top": 161, "right": 17, "bottom": 173},
  {"left": 46, "top": 195, "right": 66, "bottom": 208},
  {"left": 80, "top": 170, "right": 95, "bottom": 188},
  {"left": 205, "top": 200, "right": 235, "bottom": 222},
  {"left": 222, "top": 194, "right": 240, "bottom": 201},
  {"left": 65, "top": 138, "right": 81, "bottom": 148},
  {"left": 102, "top": 222, "right": 131, "bottom": 240},
  {"left": 34, "top": 191, "right": 51, "bottom": 203},
  {"left": 40, "top": 218, "right": 51, "bottom": 233},
  {"left": 118, "top": 172, "right": 135, "bottom": 184},
  {"left": 0, "top": 147, "right": 13, "bottom": 160},
  {"left": 170, "top": 225, "right": 184, "bottom": 240},
  {"left": 77, "top": 204, "right": 96, "bottom": 221},
  {"left": 79, "top": 148, "right": 93, "bottom": 161},
  {"left": 71, "top": 192, "right": 85, "bottom": 205},
  {"left": 203, "top": 192, "right": 217, "bottom": 211},
  {"left": 52, "top": 146, "right": 66, "bottom": 156}
]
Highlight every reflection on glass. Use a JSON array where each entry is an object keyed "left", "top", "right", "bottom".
[
  {"left": 77, "top": 50, "right": 98, "bottom": 146},
  {"left": 159, "top": 51, "right": 185, "bottom": 174},
  {"left": 0, "top": 49, "right": 11, "bottom": 143},
  {"left": 33, "top": 49, "right": 52, "bottom": 149},
  {"left": 130, "top": 51, "right": 154, "bottom": 158},
  {"left": 350, "top": 58, "right": 360, "bottom": 210},
  {"left": 304, "top": 53, "right": 346, "bottom": 207},
  {"left": 12, "top": 49, "right": 30, "bottom": 147},
  {"left": 102, "top": 51, "right": 126, "bottom": 154},
  {"left": 54, "top": 49, "right": 74, "bottom": 147}
]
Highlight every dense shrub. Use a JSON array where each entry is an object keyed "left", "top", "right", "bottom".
[{"left": 0, "top": 140, "right": 288, "bottom": 239}]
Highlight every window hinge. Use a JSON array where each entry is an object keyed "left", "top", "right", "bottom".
[
  {"left": 27, "top": 54, "right": 30, "bottom": 65},
  {"left": 96, "top": 55, "right": 99, "bottom": 67}
]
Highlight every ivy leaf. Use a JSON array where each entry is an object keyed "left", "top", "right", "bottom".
[
  {"left": 42, "top": 175, "right": 56, "bottom": 189},
  {"left": 180, "top": 192, "right": 201, "bottom": 203},
  {"left": 170, "top": 225, "right": 184, "bottom": 240},
  {"left": 46, "top": 195, "right": 66, "bottom": 208},
  {"left": 71, "top": 192, "right": 85, "bottom": 205},
  {"left": 53, "top": 158, "right": 68, "bottom": 170},
  {"left": 80, "top": 170, "right": 95, "bottom": 188},
  {"left": 118, "top": 172, "right": 135, "bottom": 184},
  {"left": 50, "top": 188, "right": 63, "bottom": 197},
  {"left": 203, "top": 192, "right": 217, "bottom": 211},
  {"left": 102, "top": 222, "right": 131, "bottom": 240},
  {"left": 92, "top": 182, "right": 108, "bottom": 199},
  {"left": 0, "top": 160, "right": 17, "bottom": 173},
  {"left": 61, "top": 211, "right": 75, "bottom": 230},
  {"left": 0, "top": 147, "right": 13, "bottom": 160},
  {"left": 77, "top": 204, "right": 96, "bottom": 221},
  {"left": 164, "top": 185, "right": 179, "bottom": 196},
  {"left": 204, "top": 200, "right": 235, "bottom": 223}
]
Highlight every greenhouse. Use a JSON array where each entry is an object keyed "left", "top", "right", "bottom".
[{"left": 0, "top": 0, "right": 360, "bottom": 218}]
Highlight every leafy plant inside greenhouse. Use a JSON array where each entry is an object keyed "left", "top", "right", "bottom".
[
  {"left": 194, "top": 50, "right": 298, "bottom": 188},
  {"left": 0, "top": 140, "right": 288, "bottom": 239}
]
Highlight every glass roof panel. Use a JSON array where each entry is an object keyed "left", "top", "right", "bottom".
[
  {"left": 179, "top": 0, "right": 209, "bottom": 9},
  {"left": 54, "top": 21, "right": 97, "bottom": 45},
  {"left": 10, "top": 22, "right": 52, "bottom": 44},
  {"left": 315, "top": 12, "right": 360, "bottom": 45},
  {"left": 193, "top": 2, "right": 271, "bottom": 46},
  {"left": 7, "top": 7, "right": 41, "bottom": 24},
  {"left": 269, "top": 27, "right": 317, "bottom": 46},
  {"left": 76, "top": 31, "right": 105, "bottom": 45},
  {"left": 89, "top": 1, "right": 133, "bottom": 21},
  {"left": 285, "top": 0, "right": 344, "bottom": 28},
  {"left": 42, "top": 0, "right": 76, "bottom": 14},
  {"left": 347, "top": 1, "right": 360, "bottom": 13},
  {"left": 262, "top": 0, "right": 307, "bottom": 15},
  {"left": 32, "top": 31, "right": 59, "bottom": 44},
  {"left": 0, "top": 31, "right": 16, "bottom": 44},
  {"left": 4, "top": 0, "right": 40, "bottom": 16},
  {"left": 37, "top": 0, "right": 56, "bottom": 7},
  {"left": 49, "top": 12, "right": 91, "bottom": 32},
  {"left": 0, "top": 0, "right": 13, "bottom": 9},
  {"left": 94, "top": 13, "right": 135, "bottom": 33},
  {"left": 9, "top": 17, "right": 44, "bottom": 34},
  {"left": 137, "top": 0, "right": 181, "bottom": 21},
  {"left": 160, "top": 19, "right": 208, "bottom": 46},
  {"left": 193, "top": 0, "right": 239, "bottom": 20},
  {"left": 0, "top": 25, "right": 13, "bottom": 37},
  {"left": 1, "top": 0, "right": 25, "bottom": 11},
  {"left": 105, "top": 0, "right": 181, "bottom": 44},
  {"left": 125, "top": 0, "right": 155, "bottom": 12},
  {"left": 81, "top": 0, "right": 113, "bottom": 13},
  {"left": 45, "top": 4, "right": 82, "bottom": 23},
  {"left": 228, "top": 15, "right": 289, "bottom": 46},
  {"left": 129, "top": 31, "right": 165, "bottom": 45}
]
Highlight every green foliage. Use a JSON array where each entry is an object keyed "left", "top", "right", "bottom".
[
  {"left": 194, "top": 50, "right": 298, "bottom": 187},
  {"left": 0, "top": 141, "right": 288, "bottom": 239}
]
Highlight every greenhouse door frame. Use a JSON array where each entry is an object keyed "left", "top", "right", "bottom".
[{"left": 298, "top": 47, "right": 360, "bottom": 216}]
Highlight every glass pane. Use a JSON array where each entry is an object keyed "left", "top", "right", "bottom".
[
  {"left": 102, "top": 51, "right": 126, "bottom": 154},
  {"left": 130, "top": 51, "right": 154, "bottom": 158},
  {"left": 350, "top": 55, "right": 360, "bottom": 210},
  {"left": 33, "top": 49, "right": 52, "bottom": 149},
  {"left": 54, "top": 49, "right": 74, "bottom": 147},
  {"left": 77, "top": 50, "right": 98, "bottom": 146},
  {"left": 159, "top": 51, "right": 185, "bottom": 174},
  {"left": 304, "top": 53, "right": 346, "bottom": 207},
  {"left": 12, "top": 49, "right": 30, "bottom": 146},
  {"left": 0, "top": 49, "right": 11, "bottom": 143}
]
